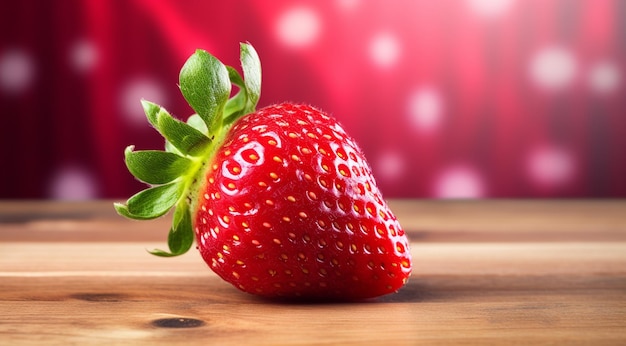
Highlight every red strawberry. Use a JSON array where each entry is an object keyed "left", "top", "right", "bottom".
[{"left": 115, "top": 43, "right": 411, "bottom": 300}]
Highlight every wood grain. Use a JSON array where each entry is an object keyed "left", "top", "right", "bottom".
[{"left": 1, "top": 200, "right": 625, "bottom": 345}]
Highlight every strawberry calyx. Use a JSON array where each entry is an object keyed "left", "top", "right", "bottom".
[{"left": 114, "top": 43, "right": 261, "bottom": 256}]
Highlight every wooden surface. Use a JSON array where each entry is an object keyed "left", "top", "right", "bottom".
[{"left": 1, "top": 200, "right": 625, "bottom": 345}]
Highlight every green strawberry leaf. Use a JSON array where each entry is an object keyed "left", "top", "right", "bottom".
[
  {"left": 227, "top": 65, "right": 245, "bottom": 87},
  {"left": 122, "top": 182, "right": 183, "bottom": 220},
  {"left": 113, "top": 202, "right": 141, "bottom": 219},
  {"left": 240, "top": 42, "right": 261, "bottom": 109},
  {"left": 164, "top": 114, "right": 208, "bottom": 154},
  {"left": 141, "top": 99, "right": 161, "bottom": 128},
  {"left": 179, "top": 49, "right": 231, "bottom": 134},
  {"left": 223, "top": 67, "right": 248, "bottom": 125},
  {"left": 186, "top": 114, "right": 209, "bottom": 134},
  {"left": 221, "top": 44, "right": 262, "bottom": 126},
  {"left": 124, "top": 146, "right": 192, "bottom": 185},
  {"left": 155, "top": 108, "right": 212, "bottom": 157},
  {"left": 142, "top": 100, "right": 211, "bottom": 156},
  {"left": 149, "top": 203, "right": 194, "bottom": 257},
  {"left": 164, "top": 140, "right": 181, "bottom": 155}
]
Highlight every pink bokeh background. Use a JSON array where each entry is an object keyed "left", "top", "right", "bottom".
[{"left": 1, "top": 0, "right": 625, "bottom": 199}]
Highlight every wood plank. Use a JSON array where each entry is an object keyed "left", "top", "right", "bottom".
[
  {"left": 0, "top": 200, "right": 625, "bottom": 344},
  {"left": 1, "top": 242, "right": 625, "bottom": 275},
  {"left": 1, "top": 274, "right": 624, "bottom": 344},
  {"left": 1, "top": 200, "right": 625, "bottom": 242}
]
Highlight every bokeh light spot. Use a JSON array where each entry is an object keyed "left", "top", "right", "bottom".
[
  {"left": 434, "top": 165, "right": 485, "bottom": 199},
  {"left": 276, "top": 7, "right": 321, "bottom": 48},
  {"left": 374, "top": 150, "right": 405, "bottom": 182},
  {"left": 69, "top": 39, "right": 99, "bottom": 73},
  {"left": 588, "top": 60, "right": 621, "bottom": 94},
  {"left": 336, "top": 0, "right": 360, "bottom": 10},
  {"left": 527, "top": 145, "right": 575, "bottom": 187},
  {"left": 48, "top": 165, "right": 99, "bottom": 200},
  {"left": 529, "top": 46, "right": 578, "bottom": 91},
  {"left": 0, "top": 49, "right": 35, "bottom": 94},
  {"left": 467, "top": 0, "right": 515, "bottom": 18},
  {"left": 369, "top": 32, "right": 401, "bottom": 68},
  {"left": 120, "top": 77, "right": 169, "bottom": 127},
  {"left": 407, "top": 87, "right": 444, "bottom": 132}
]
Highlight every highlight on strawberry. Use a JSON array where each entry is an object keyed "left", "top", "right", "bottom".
[{"left": 114, "top": 43, "right": 412, "bottom": 300}]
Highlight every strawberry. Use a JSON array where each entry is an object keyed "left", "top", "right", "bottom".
[{"left": 115, "top": 43, "right": 411, "bottom": 300}]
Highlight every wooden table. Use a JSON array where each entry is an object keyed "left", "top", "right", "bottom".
[{"left": 1, "top": 200, "right": 625, "bottom": 345}]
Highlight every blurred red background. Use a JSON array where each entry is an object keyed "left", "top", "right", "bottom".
[{"left": 1, "top": 0, "right": 625, "bottom": 199}]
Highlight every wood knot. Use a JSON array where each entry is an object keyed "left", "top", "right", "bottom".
[
  {"left": 72, "top": 293, "right": 125, "bottom": 302},
  {"left": 151, "top": 318, "right": 205, "bottom": 329}
]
